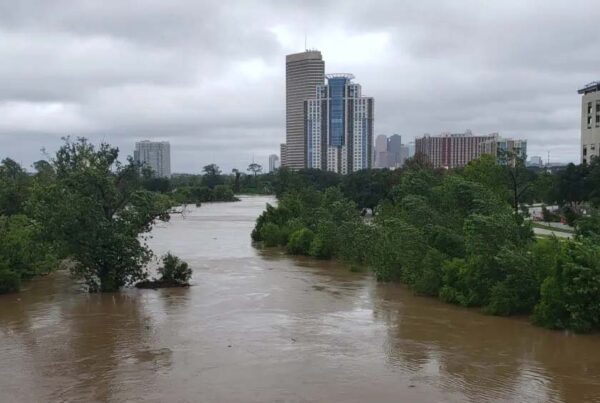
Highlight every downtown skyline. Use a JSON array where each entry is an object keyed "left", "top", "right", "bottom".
[{"left": 0, "top": 1, "right": 598, "bottom": 172}]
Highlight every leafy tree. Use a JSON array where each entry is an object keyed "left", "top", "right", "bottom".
[
  {"left": 146, "top": 178, "right": 172, "bottom": 193},
  {"left": 533, "top": 239, "right": 600, "bottom": 333},
  {"left": 259, "top": 222, "right": 286, "bottom": 247},
  {"left": 575, "top": 210, "right": 600, "bottom": 241},
  {"left": 247, "top": 162, "right": 263, "bottom": 177},
  {"left": 485, "top": 247, "right": 541, "bottom": 315},
  {"left": 341, "top": 168, "right": 392, "bottom": 209},
  {"left": 287, "top": 228, "right": 315, "bottom": 255},
  {"left": 555, "top": 163, "right": 589, "bottom": 209},
  {"left": 212, "top": 184, "right": 237, "bottom": 201},
  {"left": 28, "top": 137, "right": 171, "bottom": 292},
  {"left": 0, "top": 214, "right": 57, "bottom": 293},
  {"left": 0, "top": 158, "right": 31, "bottom": 216},
  {"left": 505, "top": 153, "right": 533, "bottom": 215},
  {"left": 202, "top": 164, "right": 223, "bottom": 188},
  {"left": 32, "top": 160, "right": 56, "bottom": 183},
  {"left": 462, "top": 154, "right": 509, "bottom": 202},
  {"left": 530, "top": 171, "right": 559, "bottom": 204},
  {"left": 203, "top": 163, "right": 221, "bottom": 177}
]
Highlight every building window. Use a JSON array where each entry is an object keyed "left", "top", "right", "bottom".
[
  {"left": 588, "top": 116, "right": 593, "bottom": 128},
  {"left": 588, "top": 102, "right": 593, "bottom": 114},
  {"left": 583, "top": 147, "right": 587, "bottom": 156}
]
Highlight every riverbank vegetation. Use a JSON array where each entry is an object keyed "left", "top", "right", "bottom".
[
  {"left": 253, "top": 156, "right": 600, "bottom": 333},
  {"left": 0, "top": 138, "right": 190, "bottom": 293},
  {"left": 135, "top": 253, "right": 192, "bottom": 289},
  {"left": 142, "top": 162, "right": 273, "bottom": 202}
]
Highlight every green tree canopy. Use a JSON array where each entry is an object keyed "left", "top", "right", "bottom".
[{"left": 28, "top": 137, "right": 172, "bottom": 292}]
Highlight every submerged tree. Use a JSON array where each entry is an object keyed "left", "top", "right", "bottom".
[{"left": 28, "top": 137, "right": 172, "bottom": 292}]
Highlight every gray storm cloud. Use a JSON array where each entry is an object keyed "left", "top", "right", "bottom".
[{"left": 0, "top": 0, "right": 597, "bottom": 171}]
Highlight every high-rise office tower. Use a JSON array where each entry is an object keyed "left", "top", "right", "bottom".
[
  {"left": 134, "top": 140, "right": 171, "bottom": 177},
  {"left": 579, "top": 81, "right": 600, "bottom": 164},
  {"left": 285, "top": 50, "right": 325, "bottom": 169},
  {"left": 374, "top": 134, "right": 388, "bottom": 168},
  {"left": 268, "top": 154, "right": 280, "bottom": 172},
  {"left": 305, "top": 73, "right": 374, "bottom": 174},
  {"left": 387, "top": 134, "right": 403, "bottom": 167}
]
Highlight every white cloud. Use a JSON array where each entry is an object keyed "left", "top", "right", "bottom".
[{"left": 0, "top": 0, "right": 598, "bottom": 171}]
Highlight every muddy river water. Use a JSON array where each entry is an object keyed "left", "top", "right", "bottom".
[{"left": 1, "top": 196, "right": 599, "bottom": 402}]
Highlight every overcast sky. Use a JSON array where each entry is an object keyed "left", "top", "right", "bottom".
[{"left": 0, "top": 0, "right": 597, "bottom": 172}]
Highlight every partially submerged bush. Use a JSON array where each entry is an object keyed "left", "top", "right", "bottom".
[
  {"left": 0, "top": 268, "right": 20, "bottom": 294},
  {"left": 158, "top": 253, "right": 192, "bottom": 283},
  {"left": 286, "top": 228, "right": 314, "bottom": 255}
]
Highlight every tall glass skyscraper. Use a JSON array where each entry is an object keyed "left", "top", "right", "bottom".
[{"left": 305, "top": 74, "right": 374, "bottom": 174}]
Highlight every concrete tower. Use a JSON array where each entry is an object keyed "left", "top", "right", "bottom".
[
  {"left": 285, "top": 50, "right": 325, "bottom": 169},
  {"left": 579, "top": 81, "right": 600, "bottom": 164}
]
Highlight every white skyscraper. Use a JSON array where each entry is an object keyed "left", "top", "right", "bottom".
[{"left": 134, "top": 140, "right": 171, "bottom": 178}]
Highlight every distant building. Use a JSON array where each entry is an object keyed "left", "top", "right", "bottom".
[
  {"left": 399, "top": 145, "right": 410, "bottom": 166},
  {"left": 387, "top": 134, "right": 404, "bottom": 168},
  {"left": 527, "top": 156, "right": 544, "bottom": 168},
  {"left": 373, "top": 134, "right": 407, "bottom": 169},
  {"left": 407, "top": 141, "right": 415, "bottom": 158},
  {"left": 374, "top": 135, "right": 388, "bottom": 168},
  {"left": 479, "top": 135, "right": 527, "bottom": 165},
  {"left": 284, "top": 50, "right": 325, "bottom": 169},
  {"left": 268, "top": 154, "right": 280, "bottom": 172},
  {"left": 415, "top": 131, "right": 526, "bottom": 169},
  {"left": 579, "top": 81, "right": 600, "bottom": 164},
  {"left": 134, "top": 140, "right": 171, "bottom": 177},
  {"left": 305, "top": 73, "right": 374, "bottom": 174},
  {"left": 415, "top": 130, "right": 492, "bottom": 169}
]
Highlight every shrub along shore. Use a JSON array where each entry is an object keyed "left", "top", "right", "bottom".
[{"left": 252, "top": 157, "right": 600, "bottom": 333}]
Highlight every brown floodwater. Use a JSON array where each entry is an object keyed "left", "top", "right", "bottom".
[{"left": 1, "top": 195, "right": 599, "bottom": 402}]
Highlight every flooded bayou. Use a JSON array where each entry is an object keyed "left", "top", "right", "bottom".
[{"left": 1, "top": 196, "right": 599, "bottom": 402}]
